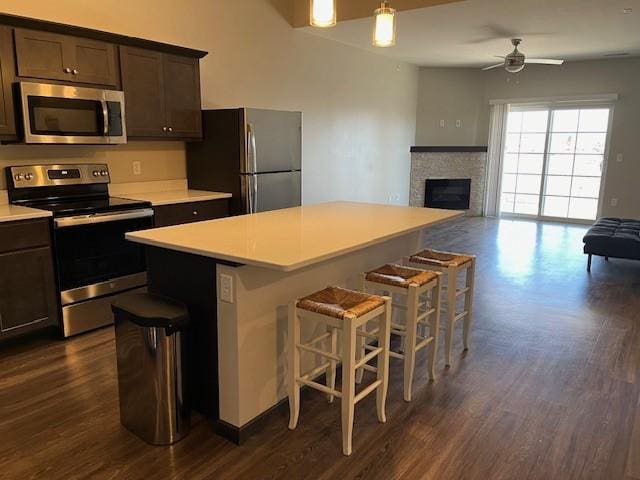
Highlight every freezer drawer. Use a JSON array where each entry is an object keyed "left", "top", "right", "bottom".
[
  {"left": 244, "top": 109, "right": 302, "bottom": 173},
  {"left": 246, "top": 171, "right": 301, "bottom": 213}
]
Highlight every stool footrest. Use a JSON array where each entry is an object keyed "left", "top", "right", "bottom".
[
  {"left": 299, "top": 361, "right": 332, "bottom": 382},
  {"left": 298, "top": 377, "right": 342, "bottom": 398},
  {"left": 454, "top": 310, "right": 469, "bottom": 322},
  {"left": 354, "top": 379, "right": 383, "bottom": 404},
  {"left": 415, "top": 335, "right": 434, "bottom": 352},
  {"left": 362, "top": 364, "right": 378, "bottom": 373},
  {"left": 416, "top": 307, "right": 436, "bottom": 322},
  {"left": 355, "top": 346, "right": 383, "bottom": 370},
  {"left": 297, "top": 343, "right": 341, "bottom": 362}
]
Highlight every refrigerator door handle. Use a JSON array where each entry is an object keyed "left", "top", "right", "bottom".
[
  {"left": 252, "top": 174, "right": 258, "bottom": 213},
  {"left": 247, "top": 123, "right": 257, "bottom": 174}
]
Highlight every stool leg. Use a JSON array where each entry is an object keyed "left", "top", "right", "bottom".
[
  {"left": 463, "top": 259, "right": 476, "bottom": 351},
  {"left": 445, "top": 267, "right": 457, "bottom": 367},
  {"left": 341, "top": 315, "right": 357, "bottom": 456},
  {"left": 327, "top": 327, "right": 338, "bottom": 403},
  {"left": 403, "top": 285, "right": 419, "bottom": 402},
  {"left": 377, "top": 297, "right": 392, "bottom": 423},
  {"left": 288, "top": 302, "right": 300, "bottom": 430},
  {"left": 428, "top": 278, "right": 441, "bottom": 381},
  {"left": 356, "top": 275, "right": 367, "bottom": 384}
]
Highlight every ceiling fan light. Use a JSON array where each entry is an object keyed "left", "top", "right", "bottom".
[
  {"left": 310, "top": 0, "right": 336, "bottom": 28},
  {"left": 505, "top": 64, "right": 525, "bottom": 73},
  {"left": 373, "top": 1, "right": 396, "bottom": 48}
]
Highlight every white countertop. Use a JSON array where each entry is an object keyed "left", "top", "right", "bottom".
[
  {"left": 0, "top": 204, "right": 52, "bottom": 223},
  {"left": 119, "top": 189, "right": 232, "bottom": 206},
  {"left": 126, "top": 201, "right": 463, "bottom": 271}
]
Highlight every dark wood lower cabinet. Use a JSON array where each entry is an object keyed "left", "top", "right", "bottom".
[
  {"left": 153, "top": 199, "right": 229, "bottom": 227},
  {"left": 0, "top": 219, "right": 58, "bottom": 340}
]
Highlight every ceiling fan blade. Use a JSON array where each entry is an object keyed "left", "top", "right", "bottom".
[
  {"left": 525, "top": 58, "right": 564, "bottom": 65},
  {"left": 482, "top": 63, "right": 504, "bottom": 71},
  {"left": 494, "top": 55, "right": 505, "bottom": 59}
]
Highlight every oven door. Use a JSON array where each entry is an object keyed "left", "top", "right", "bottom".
[
  {"left": 53, "top": 209, "right": 154, "bottom": 303},
  {"left": 20, "top": 82, "right": 127, "bottom": 145}
]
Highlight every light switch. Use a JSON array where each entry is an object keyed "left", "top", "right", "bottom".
[
  {"left": 220, "top": 274, "right": 234, "bottom": 303},
  {"left": 456, "top": 120, "right": 461, "bottom": 128},
  {"left": 616, "top": 153, "right": 623, "bottom": 163},
  {"left": 439, "top": 119, "right": 445, "bottom": 128},
  {"left": 133, "top": 161, "right": 142, "bottom": 175},
  {"left": 610, "top": 198, "right": 618, "bottom": 207}
]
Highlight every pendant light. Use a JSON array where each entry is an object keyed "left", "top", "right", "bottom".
[
  {"left": 310, "top": 0, "right": 337, "bottom": 28},
  {"left": 372, "top": 1, "right": 396, "bottom": 47}
]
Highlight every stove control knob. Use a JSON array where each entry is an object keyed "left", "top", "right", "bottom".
[
  {"left": 92, "top": 170, "right": 100, "bottom": 177},
  {"left": 100, "top": 170, "right": 108, "bottom": 177},
  {"left": 14, "top": 173, "right": 24, "bottom": 182},
  {"left": 24, "top": 173, "right": 34, "bottom": 181}
]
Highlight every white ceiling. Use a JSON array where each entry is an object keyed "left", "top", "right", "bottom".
[{"left": 302, "top": 0, "right": 640, "bottom": 67}]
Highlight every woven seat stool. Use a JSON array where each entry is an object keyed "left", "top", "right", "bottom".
[
  {"left": 405, "top": 249, "right": 476, "bottom": 366},
  {"left": 360, "top": 264, "right": 441, "bottom": 401},
  {"left": 288, "top": 286, "right": 392, "bottom": 456}
]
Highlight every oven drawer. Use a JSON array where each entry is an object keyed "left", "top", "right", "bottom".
[
  {"left": 153, "top": 200, "right": 229, "bottom": 227},
  {"left": 0, "top": 218, "right": 51, "bottom": 253}
]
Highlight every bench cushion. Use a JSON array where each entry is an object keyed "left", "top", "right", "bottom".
[{"left": 583, "top": 218, "right": 640, "bottom": 260}]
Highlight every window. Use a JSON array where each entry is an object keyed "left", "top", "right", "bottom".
[{"left": 500, "top": 106, "right": 610, "bottom": 221}]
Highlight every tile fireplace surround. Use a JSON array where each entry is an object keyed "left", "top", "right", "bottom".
[{"left": 409, "top": 146, "right": 488, "bottom": 217}]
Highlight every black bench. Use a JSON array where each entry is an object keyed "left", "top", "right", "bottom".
[{"left": 583, "top": 218, "right": 640, "bottom": 272}]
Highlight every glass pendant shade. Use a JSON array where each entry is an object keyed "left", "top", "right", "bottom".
[
  {"left": 310, "top": 0, "right": 337, "bottom": 27},
  {"left": 372, "top": 1, "right": 396, "bottom": 47}
]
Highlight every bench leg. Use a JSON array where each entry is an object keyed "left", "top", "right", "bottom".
[
  {"left": 605, "top": 256, "right": 609, "bottom": 262},
  {"left": 587, "top": 254, "right": 592, "bottom": 273}
]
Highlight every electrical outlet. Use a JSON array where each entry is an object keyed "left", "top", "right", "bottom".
[
  {"left": 456, "top": 120, "right": 462, "bottom": 128},
  {"left": 133, "top": 161, "right": 142, "bottom": 175},
  {"left": 220, "top": 274, "right": 234, "bottom": 303},
  {"left": 439, "top": 119, "right": 445, "bottom": 128},
  {"left": 610, "top": 198, "right": 618, "bottom": 207},
  {"left": 616, "top": 153, "right": 623, "bottom": 163}
]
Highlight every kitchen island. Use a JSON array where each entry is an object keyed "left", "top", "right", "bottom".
[{"left": 126, "top": 201, "right": 463, "bottom": 442}]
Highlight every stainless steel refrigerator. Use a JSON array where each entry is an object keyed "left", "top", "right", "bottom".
[{"left": 187, "top": 108, "right": 302, "bottom": 215}]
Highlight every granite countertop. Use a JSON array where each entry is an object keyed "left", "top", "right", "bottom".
[
  {"left": 126, "top": 201, "right": 463, "bottom": 271},
  {"left": 0, "top": 204, "right": 52, "bottom": 223},
  {"left": 119, "top": 189, "right": 232, "bottom": 206}
]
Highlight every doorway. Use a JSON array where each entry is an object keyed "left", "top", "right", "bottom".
[{"left": 499, "top": 106, "right": 611, "bottom": 222}]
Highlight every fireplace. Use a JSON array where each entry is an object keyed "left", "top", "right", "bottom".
[{"left": 425, "top": 179, "right": 471, "bottom": 210}]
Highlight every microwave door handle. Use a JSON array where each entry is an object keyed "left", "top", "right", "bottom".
[{"left": 101, "top": 100, "right": 109, "bottom": 136}]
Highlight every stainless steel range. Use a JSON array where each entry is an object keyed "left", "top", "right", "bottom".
[{"left": 6, "top": 164, "right": 153, "bottom": 337}]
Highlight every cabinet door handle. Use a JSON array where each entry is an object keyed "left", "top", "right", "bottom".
[
  {"left": 64, "top": 67, "right": 72, "bottom": 73},
  {"left": 192, "top": 210, "right": 198, "bottom": 216},
  {"left": 162, "top": 126, "right": 168, "bottom": 132},
  {"left": 72, "top": 69, "right": 79, "bottom": 75},
  {"left": 168, "top": 127, "right": 173, "bottom": 133}
]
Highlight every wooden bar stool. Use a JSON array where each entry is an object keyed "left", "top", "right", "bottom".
[
  {"left": 288, "top": 286, "right": 392, "bottom": 456},
  {"left": 405, "top": 249, "right": 476, "bottom": 367},
  {"left": 360, "top": 264, "right": 441, "bottom": 402}
]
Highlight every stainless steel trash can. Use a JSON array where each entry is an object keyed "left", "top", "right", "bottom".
[{"left": 112, "top": 293, "right": 191, "bottom": 445}]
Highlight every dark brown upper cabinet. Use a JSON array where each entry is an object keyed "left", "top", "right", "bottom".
[
  {"left": 0, "top": 26, "right": 16, "bottom": 139},
  {"left": 121, "top": 46, "right": 202, "bottom": 140},
  {"left": 14, "top": 28, "right": 118, "bottom": 87}
]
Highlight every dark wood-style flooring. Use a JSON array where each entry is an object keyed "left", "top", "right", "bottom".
[{"left": 2, "top": 217, "right": 640, "bottom": 480}]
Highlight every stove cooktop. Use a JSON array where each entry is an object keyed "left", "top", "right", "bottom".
[{"left": 22, "top": 196, "right": 151, "bottom": 217}]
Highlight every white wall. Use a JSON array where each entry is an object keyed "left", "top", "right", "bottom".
[
  {"left": 415, "top": 58, "right": 640, "bottom": 218},
  {"left": 0, "top": 0, "right": 419, "bottom": 205}
]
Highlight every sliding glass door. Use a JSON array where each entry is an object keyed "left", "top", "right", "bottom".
[{"left": 500, "top": 106, "right": 610, "bottom": 221}]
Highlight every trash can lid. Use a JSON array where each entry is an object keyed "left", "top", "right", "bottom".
[{"left": 111, "top": 293, "right": 189, "bottom": 333}]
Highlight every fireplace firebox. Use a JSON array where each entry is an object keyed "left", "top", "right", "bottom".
[{"left": 425, "top": 179, "right": 471, "bottom": 210}]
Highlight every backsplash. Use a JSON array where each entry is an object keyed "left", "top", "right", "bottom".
[{"left": 0, "top": 141, "right": 187, "bottom": 191}]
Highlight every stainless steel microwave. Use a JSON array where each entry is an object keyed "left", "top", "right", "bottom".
[{"left": 19, "top": 82, "right": 127, "bottom": 145}]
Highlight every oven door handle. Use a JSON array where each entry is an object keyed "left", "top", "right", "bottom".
[{"left": 54, "top": 208, "right": 154, "bottom": 229}]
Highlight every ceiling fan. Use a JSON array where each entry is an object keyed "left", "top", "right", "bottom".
[{"left": 482, "top": 39, "right": 564, "bottom": 73}]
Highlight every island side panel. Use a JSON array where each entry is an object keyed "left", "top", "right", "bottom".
[
  {"left": 216, "top": 231, "right": 422, "bottom": 429},
  {"left": 145, "top": 246, "right": 220, "bottom": 420}
]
